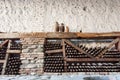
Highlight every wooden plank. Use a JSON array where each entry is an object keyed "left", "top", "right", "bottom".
[
  {"left": 0, "top": 33, "right": 20, "bottom": 39},
  {"left": 0, "top": 60, "right": 5, "bottom": 63},
  {"left": 0, "top": 32, "right": 120, "bottom": 39},
  {"left": 45, "top": 49, "right": 63, "bottom": 54},
  {"left": 96, "top": 38, "right": 120, "bottom": 58},
  {"left": 7, "top": 50, "right": 21, "bottom": 54},
  {"left": 1, "top": 40, "right": 11, "bottom": 75},
  {"left": 66, "top": 58, "right": 120, "bottom": 62},
  {"left": 18, "top": 32, "right": 120, "bottom": 38},
  {"left": 0, "top": 40, "right": 8, "bottom": 48},
  {"left": 62, "top": 39, "right": 67, "bottom": 72},
  {"left": 64, "top": 39, "right": 95, "bottom": 59}
]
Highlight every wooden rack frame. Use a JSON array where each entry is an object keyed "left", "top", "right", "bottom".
[
  {"left": 0, "top": 32, "right": 120, "bottom": 73},
  {"left": 0, "top": 39, "right": 21, "bottom": 75},
  {"left": 0, "top": 32, "right": 120, "bottom": 39},
  {"left": 44, "top": 32, "right": 120, "bottom": 72},
  {"left": 46, "top": 38, "right": 120, "bottom": 61}
]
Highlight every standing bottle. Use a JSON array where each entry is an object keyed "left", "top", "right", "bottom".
[
  {"left": 65, "top": 26, "right": 69, "bottom": 32},
  {"left": 55, "top": 22, "right": 59, "bottom": 32},
  {"left": 59, "top": 23, "right": 65, "bottom": 32}
]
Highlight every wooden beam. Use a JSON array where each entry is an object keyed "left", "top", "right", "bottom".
[
  {"left": 66, "top": 58, "right": 120, "bottom": 62},
  {"left": 64, "top": 39, "right": 95, "bottom": 59},
  {"left": 96, "top": 38, "right": 120, "bottom": 58},
  {"left": 0, "top": 40, "right": 8, "bottom": 48},
  {"left": 0, "top": 60, "right": 5, "bottom": 63},
  {"left": 7, "top": 50, "right": 21, "bottom": 54},
  {"left": 0, "top": 33, "right": 20, "bottom": 39},
  {"left": 0, "top": 32, "right": 120, "bottom": 39},
  {"left": 2, "top": 40, "right": 11, "bottom": 75},
  {"left": 19, "top": 32, "right": 120, "bottom": 38},
  {"left": 45, "top": 49, "right": 63, "bottom": 54},
  {"left": 62, "top": 39, "right": 67, "bottom": 72}
]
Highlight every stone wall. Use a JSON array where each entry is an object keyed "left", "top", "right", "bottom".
[
  {"left": 20, "top": 38, "right": 45, "bottom": 75},
  {"left": 0, "top": 0, "right": 120, "bottom": 32}
]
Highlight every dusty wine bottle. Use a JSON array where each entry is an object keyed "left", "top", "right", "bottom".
[
  {"left": 55, "top": 22, "right": 59, "bottom": 32},
  {"left": 59, "top": 23, "right": 65, "bottom": 32}
]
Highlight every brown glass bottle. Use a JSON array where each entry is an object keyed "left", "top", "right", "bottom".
[
  {"left": 55, "top": 22, "right": 59, "bottom": 32},
  {"left": 59, "top": 23, "right": 65, "bottom": 32},
  {"left": 65, "top": 26, "right": 69, "bottom": 32}
]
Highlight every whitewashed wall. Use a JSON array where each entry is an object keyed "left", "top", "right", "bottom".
[{"left": 0, "top": 0, "right": 120, "bottom": 32}]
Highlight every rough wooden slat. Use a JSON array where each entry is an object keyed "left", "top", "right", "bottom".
[
  {"left": 66, "top": 58, "right": 120, "bottom": 62},
  {"left": 0, "top": 60, "right": 5, "bottom": 63},
  {"left": 18, "top": 32, "right": 120, "bottom": 38},
  {"left": 1, "top": 40, "right": 11, "bottom": 75},
  {"left": 62, "top": 39, "right": 67, "bottom": 72},
  {"left": 0, "top": 33, "right": 20, "bottom": 39},
  {"left": 0, "top": 40, "right": 8, "bottom": 48},
  {"left": 0, "top": 32, "right": 120, "bottom": 39},
  {"left": 45, "top": 49, "right": 63, "bottom": 54},
  {"left": 7, "top": 50, "right": 21, "bottom": 54},
  {"left": 96, "top": 38, "right": 120, "bottom": 58},
  {"left": 64, "top": 39, "right": 95, "bottom": 59}
]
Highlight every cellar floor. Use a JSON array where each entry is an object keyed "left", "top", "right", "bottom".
[{"left": 0, "top": 75, "right": 120, "bottom": 80}]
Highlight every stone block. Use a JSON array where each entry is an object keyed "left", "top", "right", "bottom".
[
  {"left": 29, "top": 45, "right": 38, "bottom": 49},
  {"left": 20, "top": 57, "right": 26, "bottom": 60},
  {"left": 22, "top": 45, "right": 28, "bottom": 49},
  {"left": 30, "top": 60, "right": 36, "bottom": 64},
  {"left": 21, "top": 60, "right": 29, "bottom": 64},
  {"left": 25, "top": 64, "right": 37, "bottom": 68},
  {"left": 22, "top": 49, "right": 29, "bottom": 53},
  {"left": 34, "top": 48, "right": 43, "bottom": 52},
  {"left": 36, "top": 59, "right": 44, "bottom": 63},
  {"left": 36, "top": 70, "right": 43, "bottom": 75},
  {"left": 27, "top": 57, "right": 34, "bottom": 60},
  {"left": 20, "top": 64, "right": 27, "bottom": 69},
  {"left": 28, "top": 49, "right": 34, "bottom": 53},
  {"left": 21, "top": 54, "right": 31, "bottom": 58},
  {"left": 30, "top": 72, "right": 36, "bottom": 75},
  {"left": 40, "top": 44, "right": 44, "bottom": 47}
]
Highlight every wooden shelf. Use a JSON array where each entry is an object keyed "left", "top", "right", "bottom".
[
  {"left": 66, "top": 58, "right": 120, "bottom": 62},
  {"left": 45, "top": 49, "right": 63, "bottom": 54},
  {"left": 7, "top": 50, "right": 21, "bottom": 54},
  {"left": 0, "top": 32, "right": 120, "bottom": 39},
  {"left": 0, "top": 60, "right": 5, "bottom": 63}
]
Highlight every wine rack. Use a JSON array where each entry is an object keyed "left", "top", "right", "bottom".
[
  {"left": 44, "top": 38, "right": 120, "bottom": 73},
  {"left": 0, "top": 39, "right": 21, "bottom": 75},
  {"left": 44, "top": 40, "right": 64, "bottom": 72}
]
